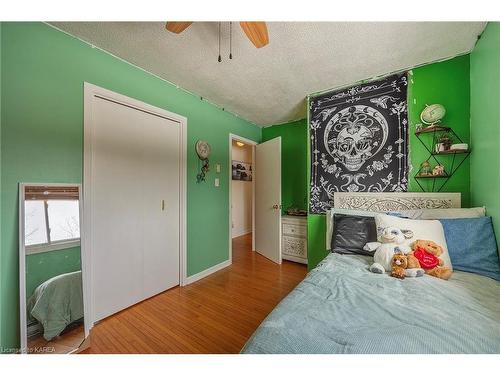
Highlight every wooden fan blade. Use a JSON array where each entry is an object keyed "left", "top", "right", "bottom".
[
  {"left": 165, "top": 22, "right": 193, "bottom": 34},
  {"left": 239, "top": 22, "right": 269, "bottom": 48}
]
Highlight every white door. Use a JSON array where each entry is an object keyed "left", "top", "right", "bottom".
[
  {"left": 254, "top": 137, "right": 282, "bottom": 264},
  {"left": 90, "top": 95, "right": 180, "bottom": 321}
]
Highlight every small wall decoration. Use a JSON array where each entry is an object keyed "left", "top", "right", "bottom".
[
  {"left": 309, "top": 73, "right": 409, "bottom": 214},
  {"left": 232, "top": 161, "right": 252, "bottom": 181},
  {"left": 195, "top": 140, "right": 211, "bottom": 183},
  {"left": 432, "top": 164, "right": 445, "bottom": 176}
]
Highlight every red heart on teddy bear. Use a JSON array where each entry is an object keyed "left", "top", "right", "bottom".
[{"left": 413, "top": 246, "right": 439, "bottom": 269}]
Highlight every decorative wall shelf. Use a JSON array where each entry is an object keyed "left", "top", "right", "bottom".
[{"left": 414, "top": 125, "right": 470, "bottom": 192}]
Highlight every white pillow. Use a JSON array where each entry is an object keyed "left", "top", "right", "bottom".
[
  {"left": 374, "top": 214, "right": 453, "bottom": 271},
  {"left": 395, "top": 207, "right": 485, "bottom": 220}
]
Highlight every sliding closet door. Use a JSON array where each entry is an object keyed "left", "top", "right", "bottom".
[{"left": 90, "top": 95, "right": 180, "bottom": 322}]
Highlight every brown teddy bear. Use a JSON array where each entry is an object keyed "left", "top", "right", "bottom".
[
  {"left": 390, "top": 253, "right": 408, "bottom": 279},
  {"left": 410, "top": 239, "right": 452, "bottom": 280}
]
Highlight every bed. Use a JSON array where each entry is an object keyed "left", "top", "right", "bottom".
[
  {"left": 242, "top": 193, "right": 500, "bottom": 354},
  {"left": 27, "top": 270, "right": 84, "bottom": 341}
]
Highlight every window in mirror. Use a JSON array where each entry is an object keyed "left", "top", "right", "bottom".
[
  {"left": 24, "top": 186, "right": 80, "bottom": 253},
  {"left": 24, "top": 200, "right": 48, "bottom": 246},
  {"left": 47, "top": 200, "right": 80, "bottom": 242}
]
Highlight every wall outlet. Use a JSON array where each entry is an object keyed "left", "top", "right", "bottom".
[{"left": 214, "top": 178, "right": 220, "bottom": 187}]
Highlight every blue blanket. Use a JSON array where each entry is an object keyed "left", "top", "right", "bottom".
[{"left": 242, "top": 254, "right": 500, "bottom": 354}]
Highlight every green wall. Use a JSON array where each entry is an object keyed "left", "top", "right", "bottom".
[
  {"left": 470, "top": 22, "right": 500, "bottom": 251},
  {"left": 408, "top": 55, "right": 471, "bottom": 205},
  {"left": 25, "top": 247, "right": 81, "bottom": 299},
  {"left": 0, "top": 22, "right": 261, "bottom": 350},
  {"left": 262, "top": 119, "right": 308, "bottom": 213},
  {"left": 306, "top": 55, "right": 472, "bottom": 270}
]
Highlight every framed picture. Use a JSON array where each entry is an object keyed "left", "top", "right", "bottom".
[{"left": 232, "top": 160, "right": 252, "bottom": 181}]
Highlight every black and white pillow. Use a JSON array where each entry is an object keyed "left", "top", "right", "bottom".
[{"left": 331, "top": 214, "right": 378, "bottom": 256}]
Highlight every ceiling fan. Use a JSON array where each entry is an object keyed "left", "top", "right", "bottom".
[{"left": 165, "top": 22, "right": 269, "bottom": 58}]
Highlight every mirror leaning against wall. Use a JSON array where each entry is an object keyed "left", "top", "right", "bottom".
[{"left": 19, "top": 183, "right": 86, "bottom": 354}]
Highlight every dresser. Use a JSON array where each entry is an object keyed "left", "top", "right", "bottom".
[{"left": 282, "top": 215, "right": 308, "bottom": 264}]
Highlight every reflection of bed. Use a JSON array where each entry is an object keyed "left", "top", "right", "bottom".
[
  {"left": 242, "top": 253, "right": 500, "bottom": 353},
  {"left": 27, "top": 270, "right": 84, "bottom": 341}
]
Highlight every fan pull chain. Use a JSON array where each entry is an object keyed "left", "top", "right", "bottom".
[
  {"left": 229, "top": 22, "right": 233, "bottom": 59},
  {"left": 218, "top": 22, "right": 222, "bottom": 62}
]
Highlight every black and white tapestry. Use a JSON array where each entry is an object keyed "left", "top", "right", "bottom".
[{"left": 309, "top": 73, "right": 409, "bottom": 214}]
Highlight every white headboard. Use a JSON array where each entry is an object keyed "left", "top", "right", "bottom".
[{"left": 326, "top": 192, "right": 461, "bottom": 250}]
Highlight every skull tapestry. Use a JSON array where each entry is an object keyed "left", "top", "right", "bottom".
[{"left": 309, "top": 73, "right": 409, "bottom": 214}]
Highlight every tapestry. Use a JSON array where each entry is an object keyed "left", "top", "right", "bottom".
[{"left": 309, "top": 73, "right": 409, "bottom": 214}]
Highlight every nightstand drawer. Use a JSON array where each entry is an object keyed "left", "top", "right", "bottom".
[
  {"left": 282, "top": 236, "right": 307, "bottom": 259},
  {"left": 283, "top": 223, "right": 306, "bottom": 237}
]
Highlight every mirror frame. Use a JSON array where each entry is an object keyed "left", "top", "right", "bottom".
[{"left": 19, "top": 182, "right": 87, "bottom": 354}]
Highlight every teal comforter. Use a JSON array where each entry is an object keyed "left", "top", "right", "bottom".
[
  {"left": 242, "top": 254, "right": 500, "bottom": 354},
  {"left": 27, "top": 270, "right": 84, "bottom": 341}
]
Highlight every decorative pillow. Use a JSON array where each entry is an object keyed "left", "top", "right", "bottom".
[
  {"left": 394, "top": 207, "right": 486, "bottom": 220},
  {"left": 331, "top": 214, "right": 377, "bottom": 255},
  {"left": 440, "top": 217, "right": 500, "bottom": 281},
  {"left": 374, "top": 214, "right": 453, "bottom": 271},
  {"left": 326, "top": 208, "right": 383, "bottom": 250}
]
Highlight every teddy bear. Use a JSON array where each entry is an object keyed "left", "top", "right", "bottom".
[
  {"left": 410, "top": 239, "right": 452, "bottom": 280},
  {"left": 364, "top": 226, "right": 424, "bottom": 277},
  {"left": 390, "top": 253, "right": 408, "bottom": 279}
]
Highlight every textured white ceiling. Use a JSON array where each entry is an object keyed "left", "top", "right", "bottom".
[{"left": 50, "top": 22, "right": 486, "bottom": 126}]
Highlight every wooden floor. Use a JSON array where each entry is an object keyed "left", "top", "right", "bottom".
[{"left": 82, "top": 234, "right": 307, "bottom": 353}]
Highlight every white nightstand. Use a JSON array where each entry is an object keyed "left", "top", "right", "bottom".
[{"left": 282, "top": 215, "right": 308, "bottom": 264}]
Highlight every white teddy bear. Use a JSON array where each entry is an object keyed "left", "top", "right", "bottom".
[{"left": 364, "top": 226, "right": 424, "bottom": 277}]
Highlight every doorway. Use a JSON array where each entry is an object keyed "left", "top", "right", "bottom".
[
  {"left": 229, "top": 134, "right": 282, "bottom": 265},
  {"left": 229, "top": 135, "right": 257, "bottom": 261}
]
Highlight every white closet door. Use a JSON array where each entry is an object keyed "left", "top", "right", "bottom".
[
  {"left": 91, "top": 96, "right": 180, "bottom": 322},
  {"left": 142, "top": 114, "right": 180, "bottom": 299}
]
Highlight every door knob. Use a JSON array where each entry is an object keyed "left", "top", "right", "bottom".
[{"left": 272, "top": 204, "right": 279, "bottom": 210}]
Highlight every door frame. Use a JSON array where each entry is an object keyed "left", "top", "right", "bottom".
[
  {"left": 228, "top": 134, "right": 258, "bottom": 262},
  {"left": 83, "top": 82, "right": 188, "bottom": 328}
]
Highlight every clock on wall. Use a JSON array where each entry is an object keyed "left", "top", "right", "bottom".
[
  {"left": 195, "top": 140, "right": 211, "bottom": 183},
  {"left": 195, "top": 140, "right": 211, "bottom": 160}
]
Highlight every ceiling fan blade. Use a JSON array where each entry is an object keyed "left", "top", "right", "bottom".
[
  {"left": 165, "top": 22, "right": 193, "bottom": 34},
  {"left": 239, "top": 22, "right": 269, "bottom": 48}
]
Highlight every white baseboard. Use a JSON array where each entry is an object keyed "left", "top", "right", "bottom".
[
  {"left": 184, "top": 259, "right": 231, "bottom": 285},
  {"left": 231, "top": 229, "right": 252, "bottom": 238}
]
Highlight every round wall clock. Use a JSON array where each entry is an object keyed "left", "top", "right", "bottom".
[
  {"left": 420, "top": 104, "right": 446, "bottom": 126},
  {"left": 195, "top": 140, "right": 211, "bottom": 160}
]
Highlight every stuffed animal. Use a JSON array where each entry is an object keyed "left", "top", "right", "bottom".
[
  {"left": 364, "top": 226, "right": 424, "bottom": 277},
  {"left": 411, "top": 239, "right": 452, "bottom": 280},
  {"left": 390, "top": 253, "right": 408, "bottom": 279}
]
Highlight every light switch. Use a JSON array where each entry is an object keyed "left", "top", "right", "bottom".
[
  {"left": 214, "top": 178, "right": 220, "bottom": 187},
  {"left": 216, "top": 164, "right": 221, "bottom": 173}
]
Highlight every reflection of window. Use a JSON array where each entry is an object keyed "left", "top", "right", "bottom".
[{"left": 25, "top": 199, "right": 80, "bottom": 249}]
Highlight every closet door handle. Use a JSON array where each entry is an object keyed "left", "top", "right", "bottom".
[{"left": 161, "top": 200, "right": 165, "bottom": 211}]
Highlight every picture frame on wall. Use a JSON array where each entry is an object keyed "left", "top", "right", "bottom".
[{"left": 232, "top": 161, "right": 252, "bottom": 181}]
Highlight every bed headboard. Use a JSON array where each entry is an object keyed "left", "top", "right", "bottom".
[{"left": 325, "top": 192, "right": 461, "bottom": 250}]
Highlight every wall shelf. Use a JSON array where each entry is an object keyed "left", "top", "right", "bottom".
[{"left": 414, "top": 125, "right": 470, "bottom": 192}]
